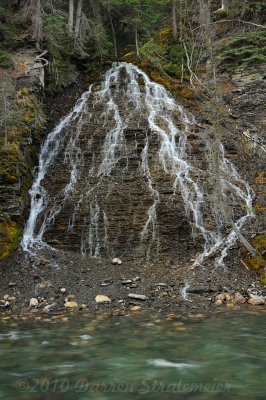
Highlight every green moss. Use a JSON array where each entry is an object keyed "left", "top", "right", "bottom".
[
  {"left": 0, "top": 143, "right": 24, "bottom": 183},
  {"left": 0, "top": 217, "right": 22, "bottom": 259},
  {"left": 243, "top": 232, "right": 266, "bottom": 284}
]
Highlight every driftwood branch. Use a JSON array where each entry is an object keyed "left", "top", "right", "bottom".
[
  {"left": 20, "top": 50, "right": 49, "bottom": 77},
  {"left": 193, "top": 19, "right": 266, "bottom": 32},
  {"left": 229, "top": 218, "right": 260, "bottom": 257},
  {"left": 240, "top": 259, "right": 249, "bottom": 270}
]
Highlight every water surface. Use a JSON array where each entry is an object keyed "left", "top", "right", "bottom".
[{"left": 0, "top": 312, "right": 265, "bottom": 399}]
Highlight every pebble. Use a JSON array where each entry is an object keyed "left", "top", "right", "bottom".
[
  {"left": 60, "top": 288, "right": 67, "bottom": 293},
  {"left": 65, "top": 295, "right": 75, "bottom": 302},
  {"left": 112, "top": 258, "right": 122, "bottom": 265},
  {"left": 226, "top": 303, "right": 234, "bottom": 308},
  {"left": 8, "top": 282, "right": 17, "bottom": 287},
  {"left": 42, "top": 303, "right": 56, "bottom": 313},
  {"left": 216, "top": 293, "right": 225, "bottom": 301},
  {"left": 131, "top": 306, "right": 142, "bottom": 311},
  {"left": 95, "top": 295, "right": 111, "bottom": 303},
  {"left": 40, "top": 280, "right": 52, "bottom": 288},
  {"left": 128, "top": 293, "right": 148, "bottom": 301},
  {"left": 3, "top": 294, "right": 9, "bottom": 300},
  {"left": 234, "top": 292, "right": 246, "bottom": 304},
  {"left": 64, "top": 301, "right": 78, "bottom": 308},
  {"left": 30, "top": 298, "right": 39, "bottom": 307},
  {"left": 248, "top": 295, "right": 266, "bottom": 305},
  {"left": 166, "top": 314, "right": 179, "bottom": 321},
  {"left": 215, "top": 299, "right": 223, "bottom": 305},
  {"left": 121, "top": 280, "right": 133, "bottom": 285},
  {"left": 224, "top": 293, "right": 233, "bottom": 302}
]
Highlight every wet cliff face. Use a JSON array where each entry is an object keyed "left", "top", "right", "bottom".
[{"left": 22, "top": 62, "right": 253, "bottom": 266}]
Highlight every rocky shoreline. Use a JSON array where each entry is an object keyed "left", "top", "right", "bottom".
[{"left": 1, "top": 244, "right": 265, "bottom": 319}]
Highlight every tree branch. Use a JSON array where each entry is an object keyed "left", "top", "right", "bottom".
[{"left": 193, "top": 19, "right": 266, "bottom": 32}]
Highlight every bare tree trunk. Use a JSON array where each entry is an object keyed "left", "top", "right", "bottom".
[
  {"left": 229, "top": 218, "right": 260, "bottom": 257},
  {"left": 135, "top": 27, "right": 140, "bottom": 60},
  {"left": 214, "top": 0, "right": 228, "bottom": 13},
  {"left": 75, "top": 0, "right": 83, "bottom": 39},
  {"left": 31, "top": 0, "right": 42, "bottom": 50},
  {"left": 4, "top": 98, "right": 7, "bottom": 147},
  {"left": 107, "top": 3, "right": 118, "bottom": 59},
  {"left": 68, "top": 0, "right": 74, "bottom": 33},
  {"left": 172, "top": 0, "right": 177, "bottom": 39}
]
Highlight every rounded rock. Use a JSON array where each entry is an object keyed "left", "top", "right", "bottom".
[
  {"left": 30, "top": 298, "right": 39, "bottom": 307},
  {"left": 95, "top": 295, "right": 111, "bottom": 303}
]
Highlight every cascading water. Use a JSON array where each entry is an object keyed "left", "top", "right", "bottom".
[{"left": 22, "top": 62, "right": 253, "bottom": 270}]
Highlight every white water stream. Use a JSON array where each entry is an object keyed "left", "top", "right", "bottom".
[{"left": 22, "top": 62, "right": 253, "bottom": 270}]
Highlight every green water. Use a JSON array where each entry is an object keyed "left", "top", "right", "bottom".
[{"left": 0, "top": 312, "right": 265, "bottom": 400}]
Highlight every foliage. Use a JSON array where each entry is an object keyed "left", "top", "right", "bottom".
[
  {"left": 227, "top": 0, "right": 266, "bottom": 20},
  {"left": 140, "top": 26, "right": 192, "bottom": 80},
  {"left": 218, "top": 30, "right": 266, "bottom": 72},
  {"left": 0, "top": 7, "right": 19, "bottom": 68},
  {"left": 41, "top": 13, "right": 78, "bottom": 92}
]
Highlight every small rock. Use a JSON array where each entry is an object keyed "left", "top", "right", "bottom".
[
  {"left": 8, "top": 297, "right": 16, "bottom": 301},
  {"left": 166, "top": 314, "right": 179, "bottom": 321},
  {"left": 226, "top": 303, "right": 234, "bottom": 308},
  {"left": 156, "top": 283, "right": 167, "bottom": 287},
  {"left": 95, "top": 295, "right": 111, "bottom": 303},
  {"left": 65, "top": 295, "right": 75, "bottom": 302},
  {"left": 42, "top": 303, "right": 56, "bottom": 313},
  {"left": 40, "top": 280, "right": 52, "bottom": 289},
  {"left": 216, "top": 293, "right": 225, "bottom": 302},
  {"left": 131, "top": 306, "right": 142, "bottom": 311},
  {"left": 112, "top": 258, "right": 122, "bottom": 265},
  {"left": 248, "top": 295, "right": 265, "bottom": 305},
  {"left": 121, "top": 280, "right": 133, "bottom": 285},
  {"left": 30, "top": 298, "right": 39, "bottom": 307},
  {"left": 234, "top": 292, "right": 246, "bottom": 304},
  {"left": 8, "top": 282, "right": 17, "bottom": 287},
  {"left": 128, "top": 293, "right": 148, "bottom": 301},
  {"left": 3, "top": 294, "right": 9, "bottom": 300},
  {"left": 215, "top": 299, "right": 223, "bottom": 306},
  {"left": 60, "top": 288, "right": 67, "bottom": 293},
  {"left": 64, "top": 301, "right": 78, "bottom": 308},
  {"left": 224, "top": 293, "right": 232, "bottom": 302}
]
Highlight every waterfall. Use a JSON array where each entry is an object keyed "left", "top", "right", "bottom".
[{"left": 22, "top": 62, "right": 253, "bottom": 267}]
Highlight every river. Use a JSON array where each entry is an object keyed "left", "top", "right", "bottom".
[{"left": 0, "top": 311, "right": 265, "bottom": 399}]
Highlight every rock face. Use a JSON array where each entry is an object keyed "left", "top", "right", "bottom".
[
  {"left": 231, "top": 64, "right": 266, "bottom": 136},
  {"left": 22, "top": 62, "right": 254, "bottom": 267}
]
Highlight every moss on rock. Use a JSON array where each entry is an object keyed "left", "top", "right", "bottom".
[{"left": 0, "top": 217, "right": 22, "bottom": 259}]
